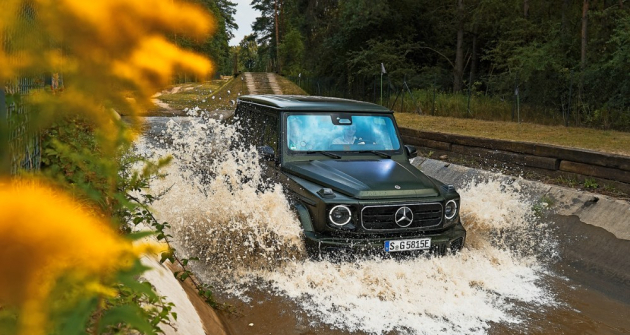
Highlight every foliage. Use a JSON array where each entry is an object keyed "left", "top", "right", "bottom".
[
  {"left": 278, "top": 28, "right": 305, "bottom": 76},
  {"left": 237, "top": 34, "right": 261, "bottom": 72},
  {"left": 249, "top": 0, "right": 630, "bottom": 131},
  {"left": 40, "top": 117, "right": 118, "bottom": 214},
  {"left": 175, "top": 0, "right": 238, "bottom": 76},
  {"left": 1, "top": 0, "right": 219, "bottom": 334},
  {"left": 583, "top": 178, "right": 599, "bottom": 190},
  {"left": 0, "top": 179, "right": 168, "bottom": 335}
]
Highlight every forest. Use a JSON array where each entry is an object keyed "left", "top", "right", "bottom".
[{"left": 226, "top": 0, "right": 630, "bottom": 130}]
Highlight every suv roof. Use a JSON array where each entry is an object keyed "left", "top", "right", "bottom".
[{"left": 238, "top": 95, "right": 392, "bottom": 113}]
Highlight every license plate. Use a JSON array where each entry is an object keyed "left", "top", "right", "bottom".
[{"left": 385, "top": 238, "right": 431, "bottom": 252}]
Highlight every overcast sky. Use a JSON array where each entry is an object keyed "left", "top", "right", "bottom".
[{"left": 229, "top": 0, "right": 260, "bottom": 46}]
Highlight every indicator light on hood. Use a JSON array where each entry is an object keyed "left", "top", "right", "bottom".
[{"left": 318, "top": 188, "right": 336, "bottom": 198}]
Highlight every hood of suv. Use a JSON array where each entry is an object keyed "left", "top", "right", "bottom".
[{"left": 283, "top": 159, "right": 439, "bottom": 199}]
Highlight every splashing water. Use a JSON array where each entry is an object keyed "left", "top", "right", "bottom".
[
  {"left": 142, "top": 115, "right": 305, "bottom": 279},
  {"left": 139, "top": 116, "right": 557, "bottom": 334}
]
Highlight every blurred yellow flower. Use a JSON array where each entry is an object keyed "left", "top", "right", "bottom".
[
  {"left": 1, "top": 0, "right": 215, "bottom": 135},
  {"left": 0, "top": 179, "right": 144, "bottom": 335}
]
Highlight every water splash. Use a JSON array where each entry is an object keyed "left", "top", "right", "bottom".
[
  {"left": 140, "top": 116, "right": 557, "bottom": 334},
  {"left": 143, "top": 115, "right": 305, "bottom": 279}
]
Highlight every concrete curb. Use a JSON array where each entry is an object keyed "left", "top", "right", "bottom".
[
  {"left": 412, "top": 157, "right": 630, "bottom": 241},
  {"left": 401, "top": 128, "right": 630, "bottom": 185}
]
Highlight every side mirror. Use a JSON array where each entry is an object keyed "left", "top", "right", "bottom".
[
  {"left": 257, "top": 145, "right": 276, "bottom": 161},
  {"left": 404, "top": 145, "right": 417, "bottom": 158}
]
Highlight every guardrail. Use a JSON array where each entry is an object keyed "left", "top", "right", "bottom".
[{"left": 400, "top": 127, "right": 630, "bottom": 188}]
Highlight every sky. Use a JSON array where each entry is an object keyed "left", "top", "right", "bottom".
[{"left": 229, "top": 0, "right": 260, "bottom": 46}]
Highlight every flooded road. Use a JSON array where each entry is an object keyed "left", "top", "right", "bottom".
[{"left": 137, "top": 116, "right": 630, "bottom": 334}]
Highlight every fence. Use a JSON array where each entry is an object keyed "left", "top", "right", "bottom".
[
  {"left": 1, "top": 3, "right": 46, "bottom": 174},
  {"left": 287, "top": 70, "right": 630, "bottom": 132},
  {"left": 1, "top": 77, "right": 45, "bottom": 174}
]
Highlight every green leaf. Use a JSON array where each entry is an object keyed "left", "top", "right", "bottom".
[
  {"left": 160, "top": 250, "right": 175, "bottom": 264},
  {"left": 126, "top": 231, "right": 155, "bottom": 241},
  {"left": 177, "top": 272, "right": 190, "bottom": 281},
  {"left": 59, "top": 297, "right": 98, "bottom": 335},
  {"left": 118, "top": 275, "right": 158, "bottom": 300},
  {"left": 97, "top": 305, "right": 155, "bottom": 334}
]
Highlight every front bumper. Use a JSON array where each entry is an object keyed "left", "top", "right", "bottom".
[{"left": 303, "top": 222, "right": 466, "bottom": 256}]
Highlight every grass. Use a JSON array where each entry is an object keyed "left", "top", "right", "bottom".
[
  {"left": 148, "top": 76, "right": 248, "bottom": 116},
  {"left": 148, "top": 73, "right": 307, "bottom": 116},
  {"left": 276, "top": 75, "right": 308, "bottom": 95},
  {"left": 397, "top": 89, "right": 563, "bottom": 123},
  {"left": 395, "top": 113, "right": 630, "bottom": 156},
  {"left": 151, "top": 75, "right": 630, "bottom": 158}
]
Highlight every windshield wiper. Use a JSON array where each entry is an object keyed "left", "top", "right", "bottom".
[
  {"left": 306, "top": 151, "right": 341, "bottom": 159},
  {"left": 357, "top": 150, "right": 391, "bottom": 159}
]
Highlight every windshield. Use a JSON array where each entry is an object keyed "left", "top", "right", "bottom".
[{"left": 286, "top": 114, "right": 401, "bottom": 152}]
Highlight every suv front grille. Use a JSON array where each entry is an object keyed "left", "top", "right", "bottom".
[{"left": 361, "top": 203, "right": 443, "bottom": 230}]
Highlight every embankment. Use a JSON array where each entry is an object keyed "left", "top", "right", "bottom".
[{"left": 401, "top": 127, "right": 630, "bottom": 195}]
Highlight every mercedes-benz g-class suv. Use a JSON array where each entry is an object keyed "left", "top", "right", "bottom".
[{"left": 233, "top": 95, "right": 465, "bottom": 256}]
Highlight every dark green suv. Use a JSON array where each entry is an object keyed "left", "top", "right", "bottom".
[{"left": 234, "top": 95, "right": 465, "bottom": 256}]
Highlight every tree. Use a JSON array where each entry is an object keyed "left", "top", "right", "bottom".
[
  {"left": 454, "top": 0, "right": 465, "bottom": 93},
  {"left": 252, "top": 0, "right": 282, "bottom": 72}
]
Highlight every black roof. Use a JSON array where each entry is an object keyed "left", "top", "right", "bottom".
[{"left": 237, "top": 95, "right": 392, "bottom": 113}]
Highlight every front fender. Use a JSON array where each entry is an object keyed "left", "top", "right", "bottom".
[{"left": 294, "top": 202, "right": 315, "bottom": 232}]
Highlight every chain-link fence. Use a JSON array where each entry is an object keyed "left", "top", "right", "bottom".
[{"left": 287, "top": 70, "right": 630, "bottom": 131}]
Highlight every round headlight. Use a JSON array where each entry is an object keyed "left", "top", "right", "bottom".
[
  {"left": 444, "top": 200, "right": 458, "bottom": 220},
  {"left": 329, "top": 205, "right": 352, "bottom": 226}
]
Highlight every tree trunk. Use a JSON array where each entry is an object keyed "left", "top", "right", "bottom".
[
  {"left": 470, "top": 24, "right": 478, "bottom": 86},
  {"left": 275, "top": 0, "right": 281, "bottom": 73},
  {"left": 561, "top": 0, "right": 569, "bottom": 33},
  {"left": 581, "top": 0, "right": 589, "bottom": 72},
  {"left": 579, "top": 0, "right": 589, "bottom": 126},
  {"left": 524, "top": 0, "right": 529, "bottom": 18},
  {"left": 453, "top": 0, "right": 464, "bottom": 93}
]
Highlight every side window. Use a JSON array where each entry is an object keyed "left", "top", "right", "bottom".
[
  {"left": 235, "top": 104, "right": 256, "bottom": 147},
  {"left": 235, "top": 103, "right": 278, "bottom": 152},
  {"left": 262, "top": 114, "right": 279, "bottom": 152},
  {"left": 250, "top": 112, "right": 265, "bottom": 146}
]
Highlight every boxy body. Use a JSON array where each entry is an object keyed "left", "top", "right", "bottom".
[{"left": 233, "top": 95, "right": 466, "bottom": 255}]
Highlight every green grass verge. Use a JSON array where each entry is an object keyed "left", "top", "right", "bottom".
[
  {"left": 395, "top": 113, "right": 630, "bottom": 156},
  {"left": 148, "top": 77, "right": 249, "bottom": 115},
  {"left": 276, "top": 75, "right": 308, "bottom": 95}
]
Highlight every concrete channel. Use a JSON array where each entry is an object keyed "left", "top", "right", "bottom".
[{"left": 415, "top": 157, "right": 630, "bottom": 303}]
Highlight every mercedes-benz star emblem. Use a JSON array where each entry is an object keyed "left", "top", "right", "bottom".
[{"left": 394, "top": 206, "right": 414, "bottom": 227}]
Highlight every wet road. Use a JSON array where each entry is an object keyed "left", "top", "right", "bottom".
[
  {"left": 141, "top": 116, "right": 630, "bottom": 335},
  {"left": 218, "top": 215, "right": 630, "bottom": 335}
]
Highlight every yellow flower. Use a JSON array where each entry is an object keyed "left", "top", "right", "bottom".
[{"left": 0, "top": 179, "right": 139, "bottom": 335}]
